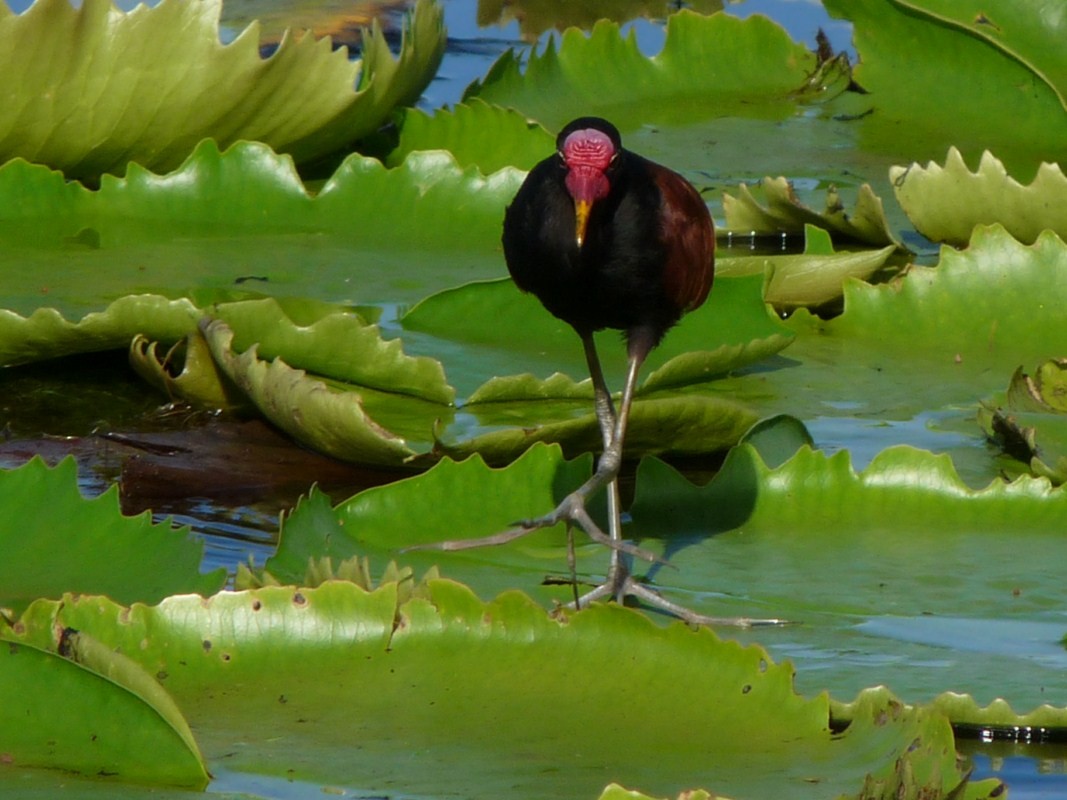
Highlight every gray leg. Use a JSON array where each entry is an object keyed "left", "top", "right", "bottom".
[{"left": 408, "top": 328, "right": 787, "bottom": 628}]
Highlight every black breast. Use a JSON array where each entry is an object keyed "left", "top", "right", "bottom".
[{"left": 502, "top": 151, "right": 683, "bottom": 340}]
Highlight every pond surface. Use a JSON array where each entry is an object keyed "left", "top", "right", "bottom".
[{"left": 1, "top": 0, "right": 1065, "bottom": 797}]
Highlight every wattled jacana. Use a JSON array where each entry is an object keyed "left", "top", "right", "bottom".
[{"left": 428, "top": 117, "right": 772, "bottom": 626}]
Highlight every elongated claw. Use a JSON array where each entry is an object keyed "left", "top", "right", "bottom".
[
  {"left": 569, "top": 570, "right": 791, "bottom": 628},
  {"left": 401, "top": 490, "right": 664, "bottom": 567}
]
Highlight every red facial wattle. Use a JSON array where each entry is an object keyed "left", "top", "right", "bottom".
[{"left": 561, "top": 128, "right": 615, "bottom": 246}]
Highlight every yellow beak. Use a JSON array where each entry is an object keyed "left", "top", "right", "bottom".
[{"left": 575, "top": 198, "right": 592, "bottom": 248}]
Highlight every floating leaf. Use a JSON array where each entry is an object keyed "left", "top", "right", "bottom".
[
  {"left": 467, "top": 371, "right": 596, "bottom": 403},
  {"left": 890, "top": 147, "right": 1067, "bottom": 246},
  {"left": 718, "top": 225, "right": 898, "bottom": 310},
  {"left": 202, "top": 318, "right": 421, "bottom": 465},
  {"left": 979, "top": 359, "right": 1067, "bottom": 485},
  {"left": 722, "top": 177, "right": 900, "bottom": 247},
  {"left": 703, "top": 223, "right": 1067, "bottom": 489},
  {"left": 268, "top": 445, "right": 591, "bottom": 593},
  {"left": 213, "top": 298, "right": 455, "bottom": 404},
  {"left": 894, "top": 0, "right": 1067, "bottom": 112},
  {"left": 630, "top": 443, "right": 1067, "bottom": 541},
  {"left": 129, "top": 331, "right": 248, "bottom": 411},
  {"left": 0, "top": 0, "right": 445, "bottom": 178},
  {"left": 626, "top": 444, "right": 1067, "bottom": 708},
  {"left": 834, "top": 685, "right": 1067, "bottom": 739},
  {"left": 465, "top": 11, "right": 851, "bottom": 132},
  {"left": 388, "top": 100, "right": 555, "bottom": 172},
  {"left": 0, "top": 142, "right": 523, "bottom": 319},
  {"left": 0, "top": 632, "right": 207, "bottom": 787},
  {"left": 794, "top": 225, "right": 1067, "bottom": 366},
  {"left": 402, "top": 274, "right": 794, "bottom": 397},
  {"left": 4, "top": 584, "right": 1001, "bottom": 799},
  {"left": 824, "top": 0, "right": 1067, "bottom": 171},
  {"left": 0, "top": 294, "right": 201, "bottom": 367},
  {"left": 0, "top": 457, "right": 224, "bottom": 613},
  {"left": 446, "top": 394, "right": 760, "bottom": 464},
  {"left": 737, "top": 413, "right": 814, "bottom": 469}
]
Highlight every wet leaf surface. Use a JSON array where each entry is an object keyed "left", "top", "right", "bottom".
[
  {"left": 891, "top": 147, "right": 1067, "bottom": 246},
  {"left": 0, "top": 0, "right": 444, "bottom": 178},
  {"left": 2, "top": 0, "right": 1067, "bottom": 796}
]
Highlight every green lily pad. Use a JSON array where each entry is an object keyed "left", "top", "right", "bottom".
[
  {"left": 214, "top": 298, "right": 455, "bottom": 404},
  {"left": 267, "top": 444, "right": 591, "bottom": 590},
  {"left": 824, "top": 0, "right": 1067, "bottom": 172},
  {"left": 625, "top": 443, "right": 1067, "bottom": 708},
  {"left": 698, "top": 223, "right": 1067, "bottom": 491},
  {"left": 129, "top": 331, "right": 249, "bottom": 412},
  {"left": 265, "top": 430, "right": 1067, "bottom": 715},
  {"left": 718, "top": 225, "right": 898, "bottom": 310},
  {"left": 401, "top": 274, "right": 794, "bottom": 397},
  {"left": 895, "top": 0, "right": 1067, "bottom": 112},
  {"left": 388, "top": 100, "right": 556, "bottom": 172},
  {"left": 0, "top": 294, "right": 201, "bottom": 367},
  {"left": 722, "top": 177, "right": 900, "bottom": 248},
  {"left": 737, "top": 412, "right": 815, "bottom": 469},
  {"left": 0, "top": 632, "right": 207, "bottom": 787},
  {"left": 0, "top": 457, "right": 224, "bottom": 613},
  {"left": 464, "top": 11, "right": 851, "bottom": 132},
  {"left": 0, "top": 0, "right": 445, "bottom": 179},
  {"left": 979, "top": 359, "right": 1067, "bottom": 485},
  {"left": 201, "top": 318, "right": 422, "bottom": 465},
  {"left": 890, "top": 147, "right": 1067, "bottom": 246},
  {"left": 834, "top": 685, "right": 1067, "bottom": 738},
  {"left": 4, "top": 584, "right": 1002, "bottom": 799},
  {"left": 794, "top": 225, "right": 1067, "bottom": 365},
  {"left": 445, "top": 394, "right": 760, "bottom": 464},
  {"left": 0, "top": 142, "right": 523, "bottom": 319}
]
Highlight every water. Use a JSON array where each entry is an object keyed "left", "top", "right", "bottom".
[{"left": 1, "top": 0, "right": 1062, "bottom": 796}]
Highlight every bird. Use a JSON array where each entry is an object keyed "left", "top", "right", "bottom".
[{"left": 422, "top": 117, "right": 768, "bottom": 627}]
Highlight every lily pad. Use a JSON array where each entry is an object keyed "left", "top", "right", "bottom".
[
  {"left": 834, "top": 685, "right": 1067, "bottom": 738},
  {"left": 718, "top": 225, "right": 898, "bottom": 310},
  {"left": 0, "top": 632, "right": 207, "bottom": 787},
  {"left": 0, "top": 0, "right": 445, "bottom": 179},
  {"left": 722, "top": 177, "right": 900, "bottom": 248},
  {"left": 824, "top": 0, "right": 1067, "bottom": 172},
  {"left": 894, "top": 0, "right": 1067, "bottom": 112},
  {"left": 401, "top": 274, "right": 794, "bottom": 397},
  {"left": 794, "top": 225, "right": 1067, "bottom": 365},
  {"left": 388, "top": 100, "right": 555, "bottom": 172},
  {"left": 890, "top": 147, "right": 1067, "bottom": 246},
  {"left": 444, "top": 394, "right": 760, "bottom": 464},
  {"left": 0, "top": 142, "right": 523, "bottom": 319},
  {"left": 129, "top": 331, "right": 249, "bottom": 411},
  {"left": 979, "top": 359, "right": 1067, "bottom": 485},
  {"left": 4, "top": 584, "right": 1002, "bottom": 799},
  {"left": 201, "top": 318, "right": 422, "bottom": 465},
  {"left": 693, "top": 223, "right": 1067, "bottom": 492},
  {"left": 464, "top": 11, "right": 851, "bottom": 132},
  {"left": 0, "top": 456, "right": 225, "bottom": 613},
  {"left": 625, "top": 443, "right": 1067, "bottom": 708},
  {"left": 0, "top": 294, "right": 201, "bottom": 367},
  {"left": 213, "top": 298, "right": 455, "bottom": 404}
]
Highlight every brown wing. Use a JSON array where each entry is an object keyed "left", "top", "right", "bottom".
[{"left": 650, "top": 163, "right": 715, "bottom": 314}]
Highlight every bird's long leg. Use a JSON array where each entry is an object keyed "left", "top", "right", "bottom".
[
  {"left": 407, "top": 332, "right": 658, "bottom": 566},
  {"left": 571, "top": 328, "right": 788, "bottom": 628},
  {"left": 408, "top": 330, "right": 786, "bottom": 628},
  {"left": 568, "top": 328, "right": 649, "bottom": 610},
  {"left": 580, "top": 332, "right": 626, "bottom": 606}
]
